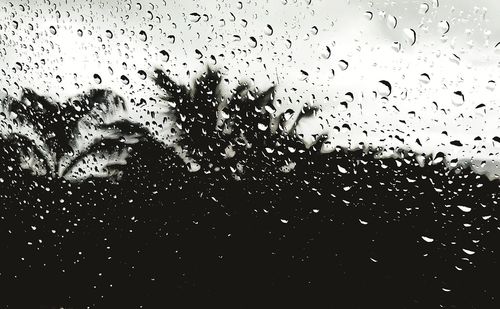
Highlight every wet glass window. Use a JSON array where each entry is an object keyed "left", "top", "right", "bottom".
[{"left": 1, "top": 0, "right": 499, "bottom": 307}]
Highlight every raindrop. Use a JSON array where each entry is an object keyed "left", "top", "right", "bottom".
[
  {"left": 311, "top": 26, "right": 318, "bottom": 35},
  {"left": 248, "top": 36, "right": 257, "bottom": 48},
  {"left": 49, "top": 26, "right": 57, "bottom": 35},
  {"left": 300, "top": 70, "right": 309, "bottom": 80},
  {"left": 422, "top": 236, "right": 434, "bottom": 243},
  {"left": 487, "top": 80, "right": 496, "bottom": 90},
  {"left": 160, "top": 50, "right": 170, "bottom": 62},
  {"left": 139, "top": 30, "right": 148, "bottom": 42},
  {"left": 457, "top": 205, "right": 471, "bottom": 213},
  {"left": 321, "top": 46, "right": 331, "bottom": 59},
  {"left": 105, "top": 30, "right": 113, "bottom": 39},
  {"left": 386, "top": 15, "right": 397, "bottom": 29},
  {"left": 364, "top": 11, "right": 373, "bottom": 20},
  {"left": 452, "top": 91, "right": 465, "bottom": 106},
  {"left": 462, "top": 248, "right": 475, "bottom": 255},
  {"left": 377, "top": 80, "right": 392, "bottom": 97},
  {"left": 138, "top": 70, "right": 147, "bottom": 80},
  {"left": 56, "top": 75, "right": 62, "bottom": 83},
  {"left": 391, "top": 41, "right": 401, "bottom": 52},
  {"left": 189, "top": 13, "right": 201, "bottom": 22},
  {"left": 121, "top": 75, "right": 130, "bottom": 85},
  {"left": 265, "top": 24, "right": 273, "bottom": 36},
  {"left": 195, "top": 49, "right": 203, "bottom": 59},
  {"left": 495, "top": 42, "right": 500, "bottom": 54},
  {"left": 338, "top": 60, "right": 348, "bottom": 71},
  {"left": 77, "top": 29, "right": 83, "bottom": 37},
  {"left": 93, "top": 74, "right": 102, "bottom": 84},
  {"left": 419, "top": 73, "right": 430, "bottom": 83},
  {"left": 419, "top": 3, "right": 430, "bottom": 14},
  {"left": 283, "top": 109, "right": 295, "bottom": 121},
  {"left": 438, "top": 20, "right": 450, "bottom": 35},
  {"left": 167, "top": 35, "right": 176, "bottom": 44},
  {"left": 403, "top": 28, "right": 417, "bottom": 46}
]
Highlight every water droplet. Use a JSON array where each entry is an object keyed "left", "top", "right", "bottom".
[
  {"left": 377, "top": 80, "right": 392, "bottom": 97},
  {"left": 160, "top": 50, "right": 170, "bottom": 62},
  {"left": 452, "top": 91, "right": 465, "bottom": 106},
  {"left": 457, "top": 205, "right": 471, "bottom": 213},
  {"left": 422, "top": 236, "right": 434, "bottom": 243},
  {"left": 338, "top": 60, "right": 348, "bottom": 71},
  {"left": 138, "top": 70, "right": 147, "bottom": 80},
  {"left": 438, "top": 20, "right": 450, "bottom": 35},
  {"left": 120, "top": 75, "right": 130, "bottom": 85},
  {"left": 300, "top": 70, "right": 309, "bottom": 80},
  {"left": 189, "top": 13, "right": 201, "bottom": 22},
  {"left": 419, "top": 3, "right": 430, "bottom": 14},
  {"left": 392, "top": 41, "right": 402, "bottom": 52},
  {"left": 139, "top": 30, "right": 147, "bottom": 42},
  {"left": 462, "top": 248, "right": 475, "bottom": 255},
  {"left": 248, "top": 36, "right": 257, "bottom": 48},
  {"left": 105, "top": 30, "right": 113, "bottom": 39},
  {"left": 283, "top": 109, "right": 295, "bottom": 121},
  {"left": 487, "top": 80, "right": 496, "bottom": 90},
  {"left": 49, "top": 26, "right": 57, "bottom": 35},
  {"left": 403, "top": 28, "right": 417, "bottom": 46},
  {"left": 386, "top": 15, "right": 397, "bottom": 29},
  {"left": 321, "top": 46, "right": 331, "bottom": 59},
  {"left": 195, "top": 49, "right": 203, "bottom": 59},
  {"left": 77, "top": 29, "right": 83, "bottom": 37},
  {"left": 419, "top": 73, "right": 431, "bottom": 83},
  {"left": 364, "top": 11, "right": 373, "bottom": 20},
  {"left": 93, "top": 74, "right": 102, "bottom": 84},
  {"left": 56, "top": 75, "right": 62, "bottom": 83},
  {"left": 265, "top": 24, "right": 273, "bottom": 36}
]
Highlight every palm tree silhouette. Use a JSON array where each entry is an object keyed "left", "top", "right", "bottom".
[
  {"left": 153, "top": 67, "right": 326, "bottom": 181},
  {"left": 1, "top": 88, "right": 147, "bottom": 181}
]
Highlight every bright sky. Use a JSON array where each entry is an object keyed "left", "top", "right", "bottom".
[{"left": 1, "top": 0, "right": 500, "bottom": 177}]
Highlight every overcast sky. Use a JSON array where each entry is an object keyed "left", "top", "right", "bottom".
[{"left": 2, "top": 0, "right": 500, "bottom": 177}]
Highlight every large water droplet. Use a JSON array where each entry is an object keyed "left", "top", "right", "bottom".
[
  {"left": 403, "top": 28, "right": 417, "bottom": 46},
  {"left": 377, "top": 80, "right": 392, "bottom": 97}
]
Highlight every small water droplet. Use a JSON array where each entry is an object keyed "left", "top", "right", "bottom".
[
  {"left": 138, "top": 70, "right": 147, "bottom": 80},
  {"left": 93, "top": 74, "right": 102, "bottom": 84},
  {"left": 386, "top": 15, "right": 397, "bottom": 29},
  {"left": 248, "top": 36, "right": 257, "bottom": 48},
  {"left": 403, "top": 28, "right": 417, "bottom": 46},
  {"left": 438, "top": 20, "right": 450, "bottom": 35},
  {"left": 457, "top": 205, "right": 471, "bottom": 213},
  {"left": 105, "top": 30, "right": 113, "bottom": 39},
  {"left": 121, "top": 75, "right": 130, "bottom": 85},
  {"left": 452, "top": 91, "right": 465, "bottom": 106},
  {"left": 338, "top": 60, "right": 348, "bottom": 71},
  {"left": 160, "top": 50, "right": 170, "bottom": 62},
  {"left": 139, "top": 30, "right": 147, "bottom": 42},
  {"left": 49, "top": 26, "right": 57, "bottom": 35},
  {"left": 422, "top": 236, "right": 434, "bottom": 242},
  {"left": 265, "top": 24, "right": 273, "bottom": 36}
]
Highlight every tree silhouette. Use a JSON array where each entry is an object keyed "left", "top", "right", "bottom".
[{"left": 1, "top": 88, "right": 147, "bottom": 181}]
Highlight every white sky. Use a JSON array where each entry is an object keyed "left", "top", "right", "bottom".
[{"left": 1, "top": 0, "right": 500, "bottom": 177}]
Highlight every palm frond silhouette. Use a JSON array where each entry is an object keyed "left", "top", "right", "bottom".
[
  {"left": 153, "top": 67, "right": 326, "bottom": 179},
  {"left": 1, "top": 88, "right": 146, "bottom": 181}
]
